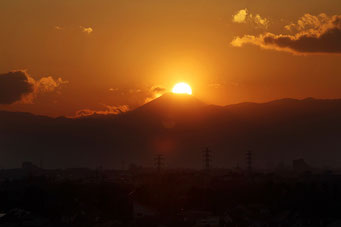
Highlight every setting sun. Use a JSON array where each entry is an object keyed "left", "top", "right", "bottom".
[{"left": 172, "top": 82, "right": 192, "bottom": 95}]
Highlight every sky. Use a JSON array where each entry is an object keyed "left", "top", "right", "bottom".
[{"left": 1, "top": 0, "right": 341, "bottom": 117}]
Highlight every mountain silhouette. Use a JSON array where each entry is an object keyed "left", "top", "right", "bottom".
[
  {"left": 1, "top": 95, "right": 341, "bottom": 169},
  {"left": 135, "top": 92, "right": 205, "bottom": 114}
]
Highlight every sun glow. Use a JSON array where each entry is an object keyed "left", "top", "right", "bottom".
[{"left": 172, "top": 82, "right": 192, "bottom": 95}]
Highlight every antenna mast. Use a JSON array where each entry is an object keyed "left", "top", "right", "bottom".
[
  {"left": 203, "top": 147, "right": 212, "bottom": 171},
  {"left": 155, "top": 154, "right": 164, "bottom": 173},
  {"left": 246, "top": 150, "right": 253, "bottom": 174}
]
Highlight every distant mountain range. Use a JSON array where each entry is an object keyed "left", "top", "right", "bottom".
[{"left": 1, "top": 93, "right": 341, "bottom": 169}]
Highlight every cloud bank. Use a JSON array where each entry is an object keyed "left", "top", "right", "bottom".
[
  {"left": 74, "top": 105, "right": 129, "bottom": 118},
  {"left": 231, "top": 14, "right": 341, "bottom": 55},
  {"left": 74, "top": 85, "right": 167, "bottom": 117},
  {"left": 0, "top": 70, "right": 68, "bottom": 105}
]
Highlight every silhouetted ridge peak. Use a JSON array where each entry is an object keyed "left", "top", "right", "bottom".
[{"left": 135, "top": 93, "right": 205, "bottom": 114}]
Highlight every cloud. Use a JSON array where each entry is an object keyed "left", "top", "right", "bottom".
[
  {"left": 80, "top": 26, "right": 93, "bottom": 34},
  {"left": 35, "top": 76, "right": 68, "bottom": 93},
  {"left": 232, "top": 8, "right": 269, "bottom": 29},
  {"left": 152, "top": 86, "right": 166, "bottom": 93},
  {"left": 55, "top": 26, "right": 63, "bottom": 30},
  {"left": 231, "top": 14, "right": 341, "bottom": 55},
  {"left": 144, "top": 86, "right": 167, "bottom": 103},
  {"left": 0, "top": 70, "right": 68, "bottom": 105},
  {"left": 74, "top": 105, "right": 129, "bottom": 118},
  {"left": 233, "top": 9, "right": 248, "bottom": 23},
  {"left": 104, "top": 85, "right": 167, "bottom": 109},
  {"left": 284, "top": 13, "right": 330, "bottom": 32},
  {"left": 0, "top": 71, "right": 34, "bottom": 104},
  {"left": 73, "top": 85, "right": 166, "bottom": 117},
  {"left": 252, "top": 14, "right": 270, "bottom": 28},
  {"left": 109, "top": 88, "right": 119, "bottom": 92}
]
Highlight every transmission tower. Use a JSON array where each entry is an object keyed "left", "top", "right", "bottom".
[
  {"left": 155, "top": 154, "right": 164, "bottom": 172},
  {"left": 203, "top": 147, "right": 212, "bottom": 171},
  {"left": 246, "top": 150, "right": 253, "bottom": 174}
]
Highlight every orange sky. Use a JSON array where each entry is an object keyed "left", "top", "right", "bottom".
[{"left": 1, "top": 0, "right": 341, "bottom": 117}]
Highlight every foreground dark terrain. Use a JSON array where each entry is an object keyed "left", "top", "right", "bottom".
[
  {"left": 2, "top": 96, "right": 341, "bottom": 226},
  {"left": 1, "top": 95, "right": 341, "bottom": 169},
  {"left": 0, "top": 163, "right": 341, "bottom": 227}
]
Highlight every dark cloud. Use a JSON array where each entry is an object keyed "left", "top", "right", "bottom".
[
  {"left": 0, "top": 71, "right": 34, "bottom": 104},
  {"left": 0, "top": 70, "right": 68, "bottom": 105},
  {"left": 231, "top": 14, "right": 341, "bottom": 54}
]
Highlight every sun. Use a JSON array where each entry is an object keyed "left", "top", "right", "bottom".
[{"left": 172, "top": 82, "right": 192, "bottom": 95}]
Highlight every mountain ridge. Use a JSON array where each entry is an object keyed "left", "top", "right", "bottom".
[
  {"left": 1, "top": 96, "right": 341, "bottom": 169},
  {"left": 1, "top": 96, "right": 338, "bottom": 119}
]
